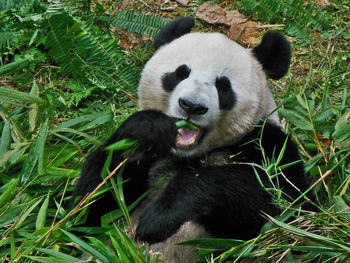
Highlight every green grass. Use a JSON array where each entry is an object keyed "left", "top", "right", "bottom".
[{"left": 0, "top": 0, "right": 349, "bottom": 262}]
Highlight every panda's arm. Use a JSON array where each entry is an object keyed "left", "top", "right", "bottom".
[
  {"left": 135, "top": 123, "right": 314, "bottom": 243},
  {"left": 135, "top": 163, "right": 277, "bottom": 244},
  {"left": 71, "top": 110, "right": 177, "bottom": 222}
]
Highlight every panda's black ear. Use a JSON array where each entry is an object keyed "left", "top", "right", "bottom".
[
  {"left": 252, "top": 31, "right": 291, "bottom": 80},
  {"left": 154, "top": 17, "right": 195, "bottom": 50}
]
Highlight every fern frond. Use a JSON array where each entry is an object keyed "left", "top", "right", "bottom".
[
  {"left": 238, "top": 0, "right": 329, "bottom": 38},
  {"left": 46, "top": 2, "right": 66, "bottom": 15},
  {"left": 0, "top": 56, "right": 32, "bottom": 76},
  {"left": 77, "top": 19, "right": 139, "bottom": 91},
  {"left": 0, "top": 0, "right": 30, "bottom": 10},
  {"left": 0, "top": 31, "right": 18, "bottom": 51},
  {"left": 106, "top": 10, "right": 167, "bottom": 37},
  {"left": 44, "top": 4, "right": 139, "bottom": 102},
  {"left": 45, "top": 13, "right": 85, "bottom": 79}
]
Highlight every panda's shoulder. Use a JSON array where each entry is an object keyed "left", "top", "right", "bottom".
[{"left": 217, "top": 121, "right": 299, "bottom": 163}]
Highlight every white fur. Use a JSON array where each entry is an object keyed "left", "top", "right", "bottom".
[
  {"left": 134, "top": 32, "right": 280, "bottom": 261},
  {"left": 138, "top": 32, "right": 279, "bottom": 157}
]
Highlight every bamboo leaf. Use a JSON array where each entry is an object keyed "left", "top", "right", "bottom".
[
  {"left": 0, "top": 86, "right": 44, "bottom": 104},
  {"left": 112, "top": 226, "right": 146, "bottom": 263},
  {"left": 276, "top": 245, "right": 343, "bottom": 254},
  {"left": 266, "top": 214, "right": 350, "bottom": 252},
  {"left": 0, "top": 120, "right": 11, "bottom": 157},
  {"left": 278, "top": 108, "right": 313, "bottom": 131},
  {"left": 176, "top": 120, "right": 198, "bottom": 130},
  {"left": 36, "top": 192, "right": 50, "bottom": 230},
  {"left": 109, "top": 235, "right": 131, "bottom": 262},
  {"left": 0, "top": 178, "right": 19, "bottom": 207},
  {"left": 20, "top": 119, "right": 49, "bottom": 185},
  {"left": 14, "top": 198, "right": 42, "bottom": 229},
  {"left": 105, "top": 138, "right": 137, "bottom": 151},
  {"left": 25, "top": 256, "right": 78, "bottom": 263},
  {"left": 53, "top": 112, "right": 113, "bottom": 131},
  {"left": 29, "top": 80, "right": 40, "bottom": 131},
  {"left": 36, "top": 248, "right": 81, "bottom": 262},
  {"left": 86, "top": 236, "right": 120, "bottom": 261},
  {"left": 334, "top": 195, "right": 350, "bottom": 220},
  {"left": 0, "top": 57, "right": 32, "bottom": 76},
  {"left": 333, "top": 118, "right": 350, "bottom": 142},
  {"left": 60, "top": 229, "right": 111, "bottom": 263}
]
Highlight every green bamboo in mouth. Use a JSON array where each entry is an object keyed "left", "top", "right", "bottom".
[{"left": 175, "top": 120, "right": 198, "bottom": 130}]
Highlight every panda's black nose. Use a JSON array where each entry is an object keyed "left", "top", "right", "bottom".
[{"left": 178, "top": 98, "right": 208, "bottom": 115}]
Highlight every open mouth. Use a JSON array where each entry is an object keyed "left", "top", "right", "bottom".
[{"left": 175, "top": 120, "right": 205, "bottom": 149}]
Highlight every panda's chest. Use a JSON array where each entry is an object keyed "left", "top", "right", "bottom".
[
  {"left": 147, "top": 150, "right": 232, "bottom": 187},
  {"left": 147, "top": 157, "right": 187, "bottom": 194}
]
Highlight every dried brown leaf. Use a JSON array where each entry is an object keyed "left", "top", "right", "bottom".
[
  {"left": 196, "top": 1, "right": 246, "bottom": 26},
  {"left": 176, "top": 0, "right": 191, "bottom": 6},
  {"left": 316, "top": 133, "right": 332, "bottom": 147},
  {"left": 315, "top": 0, "right": 329, "bottom": 6},
  {"left": 229, "top": 21, "right": 261, "bottom": 45},
  {"left": 119, "top": 31, "right": 147, "bottom": 51}
]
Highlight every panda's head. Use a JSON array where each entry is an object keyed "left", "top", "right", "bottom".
[{"left": 138, "top": 18, "right": 291, "bottom": 157}]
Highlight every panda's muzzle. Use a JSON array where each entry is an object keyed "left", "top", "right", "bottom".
[
  {"left": 178, "top": 98, "right": 208, "bottom": 115},
  {"left": 173, "top": 98, "right": 209, "bottom": 148}
]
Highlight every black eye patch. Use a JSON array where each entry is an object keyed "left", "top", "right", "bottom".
[
  {"left": 215, "top": 76, "right": 236, "bottom": 110},
  {"left": 162, "top": 64, "right": 191, "bottom": 92}
]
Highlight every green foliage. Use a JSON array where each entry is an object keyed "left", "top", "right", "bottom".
[
  {"left": 237, "top": 0, "right": 330, "bottom": 41},
  {"left": 0, "top": 0, "right": 31, "bottom": 10},
  {"left": 104, "top": 10, "right": 167, "bottom": 37},
  {"left": 0, "top": 1, "right": 164, "bottom": 262},
  {"left": 0, "top": 31, "right": 18, "bottom": 51},
  {"left": 0, "top": 1, "right": 144, "bottom": 106},
  {"left": 0, "top": 0, "right": 349, "bottom": 262}
]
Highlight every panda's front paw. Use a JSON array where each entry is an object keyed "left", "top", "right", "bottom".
[
  {"left": 135, "top": 212, "right": 175, "bottom": 244},
  {"left": 109, "top": 110, "right": 177, "bottom": 155},
  {"left": 135, "top": 221, "right": 167, "bottom": 244}
]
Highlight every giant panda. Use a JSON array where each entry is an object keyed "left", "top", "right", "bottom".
[{"left": 72, "top": 17, "right": 314, "bottom": 262}]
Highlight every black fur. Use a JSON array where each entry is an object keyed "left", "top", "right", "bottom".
[
  {"left": 215, "top": 76, "right": 236, "bottom": 110},
  {"left": 154, "top": 17, "right": 195, "bottom": 50},
  {"left": 71, "top": 110, "right": 177, "bottom": 225},
  {"left": 73, "top": 110, "right": 314, "bottom": 242},
  {"left": 71, "top": 21, "right": 309, "bottom": 245},
  {"left": 252, "top": 31, "right": 291, "bottom": 80},
  {"left": 178, "top": 98, "right": 208, "bottom": 115},
  {"left": 162, "top": 64, "right": 191, "bottom": 92}
]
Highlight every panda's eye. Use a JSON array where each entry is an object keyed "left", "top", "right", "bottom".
[
  {"left": 162, "top": 64, "right": 191, "bottom": 92},
  {"left": 175, "top": 64, "right": 191, "bottom": 79},
  {"left": 215, "top": 76, "right": 236, "bottom": 110}
]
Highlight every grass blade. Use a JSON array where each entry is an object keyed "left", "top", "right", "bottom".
[
  {"left": 36, "top": 192, "right": 50, "bottom": 230},
  {"left": 36, "top": 248, "right": 82, "bottom": 262},
  {"left": 60, "top": 229, "right": 111, "bottom": 263},
  {"left": 266, "top": 214, "right": 350, "bottom": 252},
  {"left": 29, "top": 80, "right": 40, "bottom": 131},
  {"left": 20, "top": 119, "right": 49, "bottom": 184},
  {"left": 14, "top": 198, "right": 42, "bottom": 229},
  {"left": 0, "top": 178, "right": 19, "bottom": 207},
  {"left": 0, "top": 86, "right": 44, "bottom": 104},
  {"left": 0, "top": 120, "right": 11, "bottom": 157}
]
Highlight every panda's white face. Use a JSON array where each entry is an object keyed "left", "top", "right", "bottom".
[{"left": 138, "top": 33, "right": 279, "bottom": 157}]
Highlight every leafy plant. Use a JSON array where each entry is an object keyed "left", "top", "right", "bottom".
[
  {"left": 104, "top": 10, "right": 167, "bottom": 37},
  {"left": 236, "top": 0, "right": 330, "bottom": 41},
  {"left": 0, "top": 0, "right": 169, "bottom": 261},
  {"left": 0, "top": 0, "right": 349, "bottom": 262},
  {"left": 0, "top": 0, "right": 31, "bottom": 11}
]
